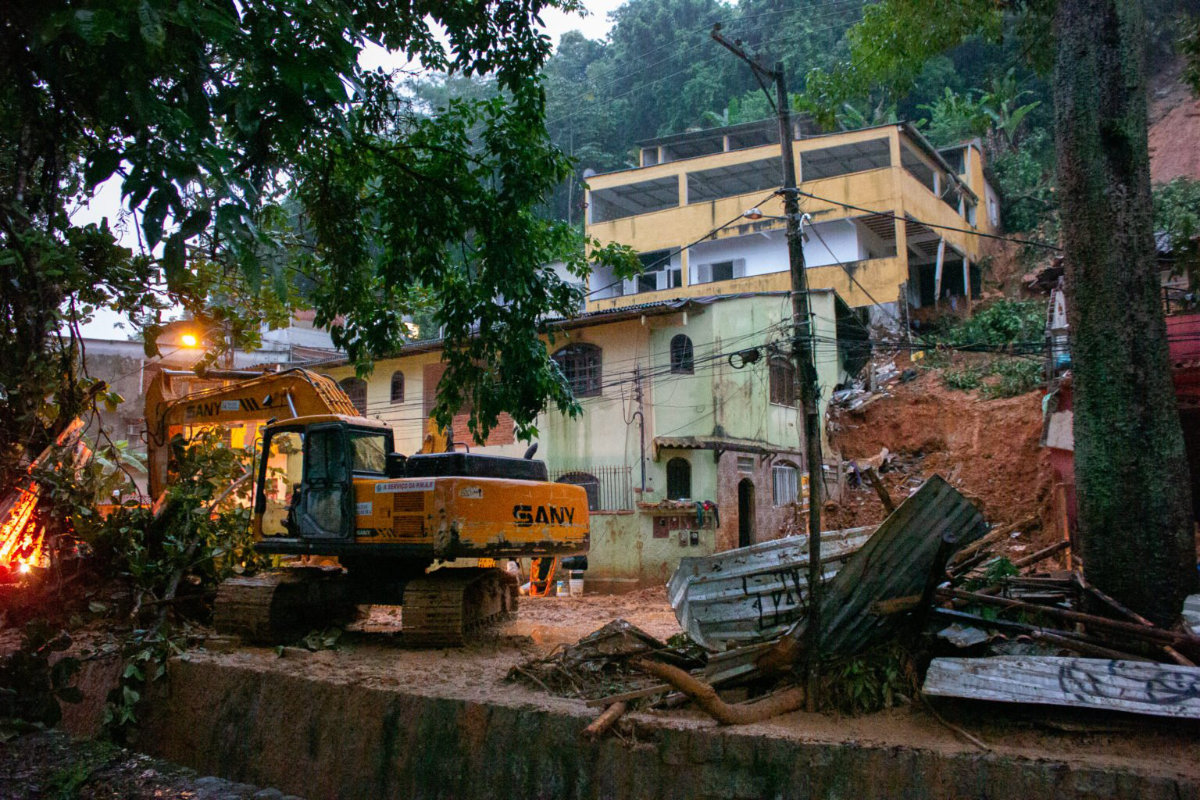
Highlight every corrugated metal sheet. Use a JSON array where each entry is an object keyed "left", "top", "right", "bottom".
[
  {"left": 924, "top": 657, "right": 1200, "bottom": 720},
  {"left": 667, "top": 527, "right": 875, "bottom": 651},
  {"left": 706, "top": 476, "right": 986, "bottom": 683}
]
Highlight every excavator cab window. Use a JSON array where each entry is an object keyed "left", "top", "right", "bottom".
[
  {"left": 299, "top": 423, "right": 354, "bottom": 539},
  {"left": 258, "top": 428, "right": 305, "bottom": 537},
  {"left": 348, "top": 429, "right": 389, "bottom": 476}
]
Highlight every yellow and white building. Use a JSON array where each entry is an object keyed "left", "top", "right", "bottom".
[{"left": 584, "top": 120, "right": 999, "bottom": 324}]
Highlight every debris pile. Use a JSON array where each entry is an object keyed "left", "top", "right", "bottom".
[
  {"left": 507, "top": 619, "right": 702, "bottom": 702},
  {"left": 514, "top": 472, "right": 1200, "bottom": 738}
]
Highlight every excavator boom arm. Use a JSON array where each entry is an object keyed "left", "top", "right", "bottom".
[{"left": 144, "top": 368, "right": 359, "bottom": 499}]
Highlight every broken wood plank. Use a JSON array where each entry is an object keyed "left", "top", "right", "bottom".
[
  {"left": 1011, "top": 540, "right": 1069, "bottom": 570},
  {"left": 939, "top": 588, "right": 1200, "bottom": 648},
  {"left": 924, "top": 656, "right": 1200, "bottom": 720},
  {"left": 1075, "top": 575, "right": 1195, "bottom": 667},
  {"left": 584, "top": 684, "right": 671, "bottom": 708},
  {"left": 931, "top": 608, "right": 1153, "bottom": 662},
  {"left": 862, "top": 466, "right": 894, "bottom": 513}
]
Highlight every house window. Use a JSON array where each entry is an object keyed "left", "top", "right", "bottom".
[
  {"left": 556, "top": 472, "right": 600, "bottom": 511},
  {"left": 666, "top": 457, "right": 691, "bottom": 500},
  {"left": 390, "top": 371, "right": 405, "bottom": 404},
  {"left": 339, "top": 377, "right": 368, "bottom": 415},
  {"left": 550, "top": 465, "right": 633, "bottom": 511},
  {"left": 635, "top": 250, "right": 681, "bottom": 293},
  {"left": 670, "top": 334, "right": 694, "bottom": 374},
  {"left": 769, "top": 356, "right": 796, "bottom": 406},
  {"left": 552, "top": 343, "right": 602, "bottom": 398},
  {"left": 736, "top": 455, "right": 754, "bottom": 473},
  {"left": 772, "top": 462, "right": 800, "bottom": 506}
]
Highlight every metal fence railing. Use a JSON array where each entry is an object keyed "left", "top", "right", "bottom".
[{"left": 550, "top": 465, "right": 633, "bottom": 512}]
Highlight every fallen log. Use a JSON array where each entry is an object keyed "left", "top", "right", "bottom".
[
  {"left": 947, "top": 514, "right": 1039, "bottom": 568},
  {"left": 582, "top": 701, "right": 627, "bottom": 740},
  {"left": 632, "top": 659, "right": 805, "bottom": 726}
]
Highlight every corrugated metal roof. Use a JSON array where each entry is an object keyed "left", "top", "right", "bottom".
[
  {"left": 668, "top": 526, "right": 876, "bottom": 650},
  {"left": 706, "top": 476, "right": 987, "bottom": 683}
]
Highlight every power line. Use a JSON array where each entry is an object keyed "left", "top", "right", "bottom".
[{"left": 585, "top": 189, "right": 783, "bottom": 298}]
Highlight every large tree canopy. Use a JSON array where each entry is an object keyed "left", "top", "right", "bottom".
[{"left": 0, "top": 0, "right": 635, "bottom": 478}]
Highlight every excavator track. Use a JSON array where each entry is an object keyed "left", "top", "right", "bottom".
[
  {"left": 213, "top": 568, "right": 356, "bottom": 644},
  {"left": 401, "top": 567, "right": 519, "bottom": 647}
]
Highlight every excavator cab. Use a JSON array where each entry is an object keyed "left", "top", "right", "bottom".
[{"left": 254, "top": 415, "right": 395, "bottom": 541}]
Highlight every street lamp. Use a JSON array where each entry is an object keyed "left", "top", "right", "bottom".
[
  {"left": 743, "top": 208, "right": 810, "bottom": 239},
  {"left": 180, "top": 333, "right": 199, "bottom": 348}
]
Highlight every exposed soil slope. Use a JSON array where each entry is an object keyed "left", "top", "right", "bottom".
[{"left": 825, "top": 362, "right": 1057, "bottom": 556}]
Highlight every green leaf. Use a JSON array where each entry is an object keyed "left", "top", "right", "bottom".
[
  {"left": 84, "top": 148, "right": 122, "bottom": 190},
  {"left": 162, "top": 233, "right": 186, "bottom": 292}
]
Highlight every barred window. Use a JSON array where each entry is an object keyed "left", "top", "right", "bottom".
[
  {"left": 552, "top": 343, "right": 602, "bottom": 397},
  {"left": 769, "top": 356, "right": 796, "bottom": 406},
  {"left": 339, "top": 377, "right": 368, "bottom": 415},
  {"left": 772, "top": 462, "right": 799, "bottom": 506},
  {"left": 666, "top": 457, "right": 692, "bottom": 500},
  {"left": 390, "top": 371, "right": 405, "bottom": 404},
  {"left": 550, "top": 466, "right": 632, "bottom": 511},
  {"left": 670, "top": 334, "right": 694, "bottom": 374},
  {"left": 555, "top": 472, "right": 600, "bottom": 511}
]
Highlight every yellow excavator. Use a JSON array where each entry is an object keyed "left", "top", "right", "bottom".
[{"left": 144, "top": 367, "right": 589, "bottom": 645}]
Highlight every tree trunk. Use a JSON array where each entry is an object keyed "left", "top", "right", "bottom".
[{"left": 1054, "top": 0, "right": 1197, "bottom": 625}]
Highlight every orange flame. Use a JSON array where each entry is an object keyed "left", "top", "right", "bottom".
[{"left": 0, "top": 484, "right": 46, "bottom": 575}]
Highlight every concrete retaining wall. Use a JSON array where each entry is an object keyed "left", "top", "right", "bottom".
[{"left": 140, "top": 658, "right": 1196, "bottom": 800}]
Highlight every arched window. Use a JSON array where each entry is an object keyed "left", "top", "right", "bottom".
[
  {"left": 772, "top": 461, "right": 800, "bottom": 506},
  {"left": 666, "top": 457, "right": 691, "bottom": 500},
  {"left": 670, "top": 334, "right": 694, "bottom": 374},
  {"left": 556, "top": 471, "right": 600, "bottom": 511},
  {"left": 390, "top": 371, "right": 405, "bottom": 404},
  {"left": 552, "top": 343, "right": 602, "bottom": 397},
  {"left": 769, "top": 356, "right": 796, "bottom": 406},
  {"left": 339, "top": 377, "right": 368, "bottom": 416}
]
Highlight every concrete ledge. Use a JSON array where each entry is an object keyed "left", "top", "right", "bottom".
[{"left": 140, "top": 656, "right": 1198, "bottom": 800}]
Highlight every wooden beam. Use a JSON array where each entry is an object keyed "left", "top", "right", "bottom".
[{"left": 933, "top": 238, "right": 946, "bottom": 307}]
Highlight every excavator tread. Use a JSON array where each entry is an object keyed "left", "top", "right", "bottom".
[
  {"left": 402, "top": 567, "right": 519, "bottom": 647},
  {"left": 212, "top": 568, "right": 355, "bottom": 644}
]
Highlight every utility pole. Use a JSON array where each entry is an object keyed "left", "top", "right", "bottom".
[
  {"left": 712, "top": 27, "right": 824, "bottom": 706},
  {"left": 633, "top": 366, "right": 647, "bottom": 492}
]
